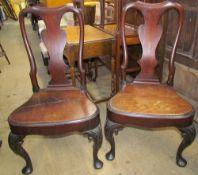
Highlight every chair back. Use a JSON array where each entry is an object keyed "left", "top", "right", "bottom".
[
  {"left": 19, "top": 5, "right": 85, "bottom": 92},
  {"left": 120, "top": 1, "right": 183, "bottom": 86}
]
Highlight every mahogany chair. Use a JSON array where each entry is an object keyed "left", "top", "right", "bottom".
[
  {"left": 8, "top": 5, "right": 103, "bottom": 174},
  {"left": 105, "top": 1, "right": 196, "bottom": 167}
]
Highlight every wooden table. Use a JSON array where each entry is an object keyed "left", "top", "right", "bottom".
[
  {"left": 63, "top": 24, "right": 140, "bottom": 96},
  {"left": 98, "top": 23, "right": 140, "bottom": 45},
  {"left": 64, "top": 25, "right": 115, "bottom": 87},
  {"left": 96, "top": 23, "right": 140, "bottom": 92}
]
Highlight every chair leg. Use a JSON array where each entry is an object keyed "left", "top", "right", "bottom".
[
  {"left": 8, "top": 132, "right": 33, "bottom": 174},
  {"left": 105, "top": 119, "right": 123, "bottom": 160},
  {"left": 176, "top": 125, "right": 196, "bottom": 167},
  {"left": 83, "top": 124, "right": 103, "bottom": 169},
  {"left": 0, "top": 43, "right": 10, "bottom": 64},
  {"left": 4, "top": 51, "right": 10, "bottom": 64}
]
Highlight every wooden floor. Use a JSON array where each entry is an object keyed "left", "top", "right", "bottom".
[{"left": 0, "top": 20, "right": 198, "bottom": 175}]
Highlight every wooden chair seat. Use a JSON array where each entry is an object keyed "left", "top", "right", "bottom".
[
  {"left": 9, "top": 89, "right": 98, "bottom": 131},
  {"left": 108, "top": 84, "right": 194, "bottom": 126}
]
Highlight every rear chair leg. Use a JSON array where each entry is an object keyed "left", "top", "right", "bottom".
[
  {"left": 176, "top": 125, "right": 196, "bottom": 167},
  {"left": 83, "top": 125, "right": 103, "bottom": 169},
  {"left": 8, "top": 132, "right": 33, "bottom": 174}
]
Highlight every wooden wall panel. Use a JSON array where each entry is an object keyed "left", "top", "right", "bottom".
[{"left": 165, "top": 0, "right": 198, "bottom": 70}]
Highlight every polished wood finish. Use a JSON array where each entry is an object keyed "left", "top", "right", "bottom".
[
  {"left": 66, "top": 25, "right": 113, "bottom": 44},
  {"left": 110, "top": 84, "right": 192, "bottom": 116},
  {"left": 8, "top": 6, "right": 103, "bottom": 174},
  {"left": 105, "top": 1, "right": 196, "bottom": 168}
]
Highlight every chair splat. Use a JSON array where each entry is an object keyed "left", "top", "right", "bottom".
[
  {"left": 19, "top": 6, "right": 85, "bottom": 90},
  {"left": 121, "top": 1, "right": 183, "bottom": 84}
]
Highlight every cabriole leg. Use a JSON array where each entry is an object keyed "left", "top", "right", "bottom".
[
  {"left": 84, "top": 125, "right": 103, "bottom": 169},
  {"left": 176, "top": 125, "right": 196, "bottom": 167},
  {"left": 8, "top": 132, "right": 33, "bottom": 174},
  {"left": 105, "top": 119, "right": 123, "bottom": 160}
]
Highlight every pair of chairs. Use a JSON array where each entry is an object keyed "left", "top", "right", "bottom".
[{"left": 8, "top": 1, "right": 196, "bottom": 174}]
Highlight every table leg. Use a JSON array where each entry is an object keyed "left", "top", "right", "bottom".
[
  {"left": 65, "top": 52, "right": 76, "bottom": 86},
  {"left": 111, "top": 56, "right": 116, "bottom": 95},
  {"left": 115, "top": 33, "right": 121, "bottom": 93},
  {"left": 115, "top": 54, "right": 120, "bottom": 93},
  {"left": 70, "top": 63, "right": 76, "bottom": 86}
]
